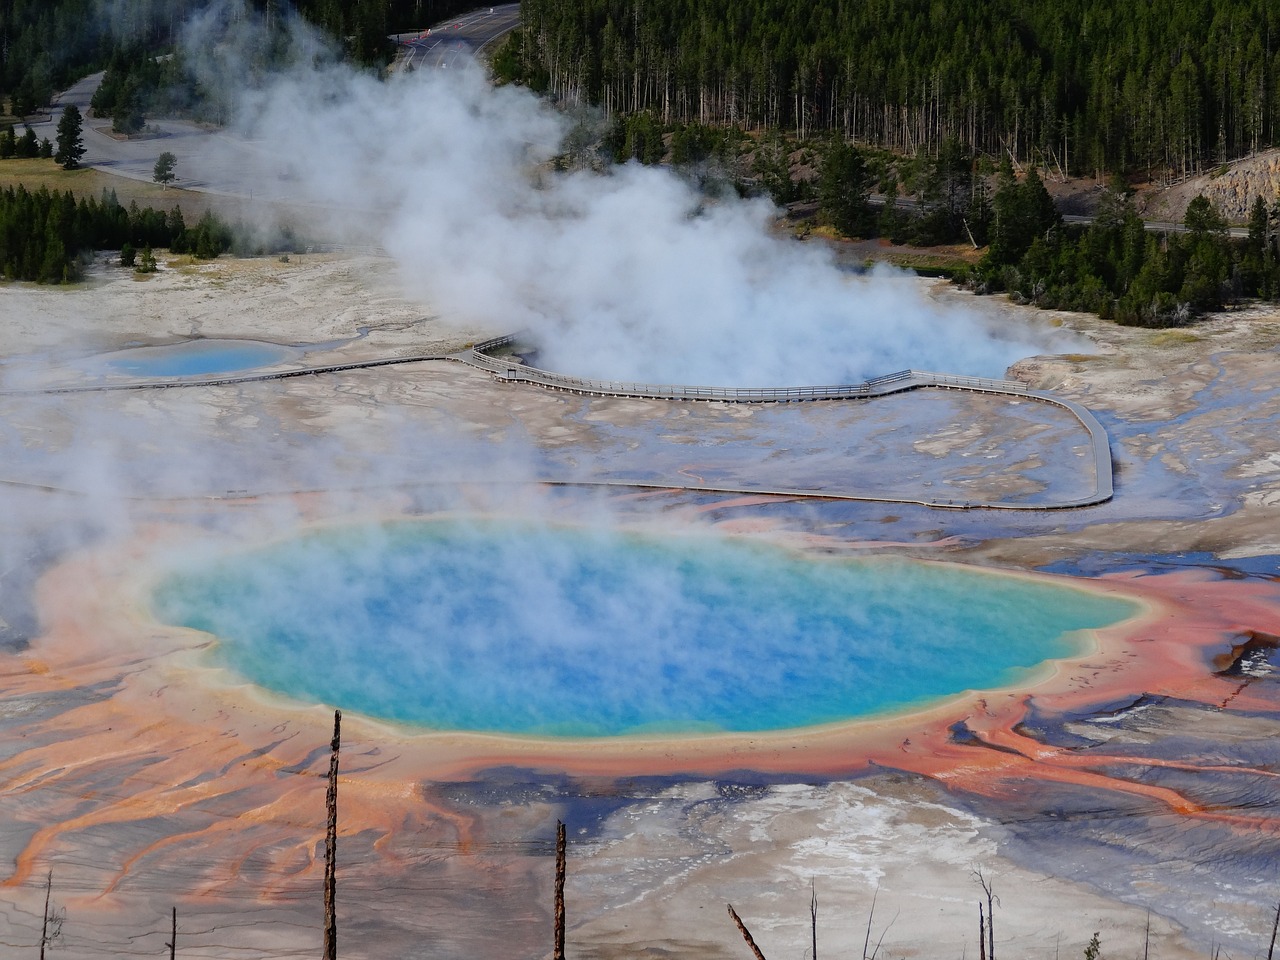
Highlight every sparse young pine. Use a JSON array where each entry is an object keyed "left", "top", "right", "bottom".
[
  {"left": 153, "top": 151, "right": 177, "bottom": 188},
  {"left": 54, "top": 105, "right": 85, "bottom": 170}
]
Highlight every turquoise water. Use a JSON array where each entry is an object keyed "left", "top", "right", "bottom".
[
  {"left": 99, "top": 339, "right": 294, "bottom": 377},
  {"left": 151, "top": 521, "right": 1137, "bottom": 737}
]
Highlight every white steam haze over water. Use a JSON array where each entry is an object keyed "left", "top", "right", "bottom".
[{"left": 191, "top": 7, "right": 1081, "bottom": 386}]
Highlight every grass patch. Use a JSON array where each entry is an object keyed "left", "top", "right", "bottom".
[
  {"left": 876, "top": 252, "right": 973, "bottom": 279},
  {"left": 0, "top": 158, "right": 220, "bottom": 217},
  {"left": 1149, "top": 329, "right": 1203, "bottom": 346}
]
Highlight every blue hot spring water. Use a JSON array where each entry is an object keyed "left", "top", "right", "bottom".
[
  {"left": 98, "top": 339, "right": 295, "bottom": 377},
  {"left": 151, "top": 522, "right": 1137, "bottom": 737}
]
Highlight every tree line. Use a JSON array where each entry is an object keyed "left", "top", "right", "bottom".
[
  {"left": 971, "top": 169, "right": 1280, "bottom": 326},
  {"left": 812, "top": 137, "right": 1280, "bottom": 327},
  {"left": 575, "top": 116, "right": 1280, "bottom": 328},
  {"left": 0, "top": 184, "right": 247, "bottom": 283},
  {"left": 506, "top": 0, "right": 1280, "bottom": 178}
]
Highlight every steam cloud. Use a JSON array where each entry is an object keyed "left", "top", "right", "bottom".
[
  {"left": 188, "top": 8, "right": 1079, "bottom": 386},
  {"left": 0, "top": 7, "right": 1093, "bottom": 637}
]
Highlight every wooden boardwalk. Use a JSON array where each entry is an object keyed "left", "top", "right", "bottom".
[
  {"left": 463, "top": 336, "right": 1114, "bottom": 510},
  {"left": 2, "top": 336, "right": 1113, "bottom": 510}
]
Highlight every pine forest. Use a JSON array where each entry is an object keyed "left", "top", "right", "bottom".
[{"left": 514, "top": 0, "right": 1280, "bottom": 179}]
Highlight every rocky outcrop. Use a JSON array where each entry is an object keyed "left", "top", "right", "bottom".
[{"left": 1140, "top": 149, "right": 1280, "bottom": 224}]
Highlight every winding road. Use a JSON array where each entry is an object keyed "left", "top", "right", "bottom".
[{"left": 392, "top": 4, "right": 521, "bottom": 71}]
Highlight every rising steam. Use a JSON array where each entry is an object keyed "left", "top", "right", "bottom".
[{"left": 186, "top": 6, "right": 1078, "bottom": 387}]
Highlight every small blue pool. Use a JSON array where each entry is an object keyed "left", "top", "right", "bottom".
[{"left": 94, "top": 339, "right": 297, "bottom": 378}]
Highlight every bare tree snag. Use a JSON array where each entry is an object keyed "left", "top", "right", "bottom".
[
  {"left": 978, "top": 903, "right": 986, "bottom": 960},
  {"left": 323, "top": 709, "right": 341, "bottom": 960},
  {"left": 37, "top": 870, "right": 65, "bottom": 958},
  {"left": 1267, "top": 897, "right": 1280, "bottom": 960},
  {"left": 726, "top": 904, "right": 768, "bottom": 960},
  {"left": 986, "top": 889, "right": 995, "bottom": 960},
  {"left": 810, "top": 880, "right": 817, "bottom": 960},
  {"left": 869, "top": 913, "right": 898, "bottom": 960},
  {"left": 39, "top": 870, "right": 52, "bottom": 960},
  {"left": 973, "top": 868, "right": 997, "bottom": 960},
  {"left": 166, "top": 906, "right": 177, "bottom": 960},
  {"left": 862, "top": 885, "right": 879, "bottom": 960},
  {"left": 554, "top": 820, "right": 566, "bottom": 960}
]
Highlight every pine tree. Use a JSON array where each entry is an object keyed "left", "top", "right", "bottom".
[
  {"left": 17, "top": 127, "right": 40, "bottom": 159},
  {"left": 54, "top": 105, "right": 86, "bottom": 170},
  {"left": 153, "top": 151, "right": 177, "bottom": 188},
  {"left": 818, "top": 138, "right": 871, "bottom": 237}
]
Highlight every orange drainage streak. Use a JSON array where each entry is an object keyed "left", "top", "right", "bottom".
[
  {"left": 855, "top": 570, "right": 1280, "bottom": 827},
  {"left": 3, "top": 533, "right": 1279, "bottom": 902}
]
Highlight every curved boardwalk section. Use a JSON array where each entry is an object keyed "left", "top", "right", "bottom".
[
  {"left": 2, "top": 335, "right": 1113, "bottom": 511},
  {"left": 465, "top": 335, "right": 1113, "bottom": 510}
]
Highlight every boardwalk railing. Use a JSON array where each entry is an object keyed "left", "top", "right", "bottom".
[
  {"left": 465, "top": 341, "right": 1030, "bottom": 404},
  {"left": 463, "top": 335, "right": 1111, "bottom": 510},
  {"left": 4, "top": 332, "right": 1111, "bottom": 511}
]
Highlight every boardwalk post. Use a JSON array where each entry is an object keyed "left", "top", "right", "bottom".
[
  {"left": 554, "top": 820, "right": 566, "bottom": 960},
  {"left": 323, "top": 709, "right": 341, "bottom": 960}
]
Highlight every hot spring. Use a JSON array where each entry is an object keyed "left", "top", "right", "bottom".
[
  {"left": 151, "top": 521, "right": 1137, "bottom": 738},
  {"left": 92, "top": 339, "right": 297, "bottom": 378}
]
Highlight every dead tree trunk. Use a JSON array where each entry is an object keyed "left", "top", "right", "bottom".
[
  {"left": 39, "top": 871, "right": 52, "bottom": 960},
  {"left": 1267, "top": 897, "right": 1280, "bottom": 960},
  {"left": 810, "top": 881, "right": 817, "bottom": 960},
  {"left": 323, "top": 709, "right": 341, "bottom": 960},
  {"left": 978, "top": 903, "right": 986, "bottom": 960},
  {"left": 973, "top": 869, "right": 996, "bottom": 960},
  {"left": 166, "top": 906, "right": 176, "bottom": 960},
  {"left": 726, "top": 904, "right": 768, "bottom": 960},
  {"left": 986, "top": 889, "right": 995, "bottom": 960},
  {"left": 862, "top": 886, "right": 879, "bottom": 960},
  {"left": 554, "top": 820, "right": 566, "bottom": 960}
]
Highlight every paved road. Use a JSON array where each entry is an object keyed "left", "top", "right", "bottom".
[
  {"left": 21, "top": 4, "right": 522, "bottom": 201},
  {"left": 392, "top": 3, "right": 520, "bottom": 71},
  {"left": 869, "top": 193, "right": 1249, "bottom": 237},
  {"left": 1061, "top": 212, "right": 1248, "bottom": 237},
  {"left": 25, "top": 72, "right": 279, "bottom": 199}
]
